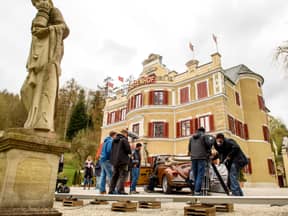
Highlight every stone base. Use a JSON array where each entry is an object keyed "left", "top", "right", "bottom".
[
  {"left": 0, "top": 208, "right": 62, "bottom": 216},
  {"left": 0, "top": 129, "right": 70, "bottom": 210}
]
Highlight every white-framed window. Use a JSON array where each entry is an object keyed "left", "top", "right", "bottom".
[
  {"left": 135, "top": 94, "right": 142, "bottom": 108},
  {"left": 181, "top": 120, "right": 191, "bottom": 137},
  {"left": 111, "top": 112, "right": 116, "bottom": 124},
  {"left": 132, "top": 123, "right": 140, "bottom": 135},
  {"left": 121, "top": 108, "right": 127, "bottom": 121},
  {"left": 154, "top": 122, "right": 165, "bottom": 137},
  {"left": 154, "top": 91, "right": 164, "bottom": 105},
  {"left": 199, "top": 115, "right": 210, "bottom": 132}
]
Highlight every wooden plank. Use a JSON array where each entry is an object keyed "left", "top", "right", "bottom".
[
  {"left": 62, "top": 199, "right": 83, "bottom": 207},
  {"left": 111, "top": 201, "right": 137, "bottom": 212},
  {"left": 184, "top": 204, "right": 216, "bottom": 216},
  {"left": 90, "top": 199, "right": 109, "bottom": 205},
  {"left": 207, "top": 203, "right": 233, "bottom": 212},
  {"left": 139, "top": 201, "right": 161, "bottom": 209}
]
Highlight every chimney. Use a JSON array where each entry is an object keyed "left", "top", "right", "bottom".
[{"left": 211, "top": 53, "right": 222, "bottom": 68}]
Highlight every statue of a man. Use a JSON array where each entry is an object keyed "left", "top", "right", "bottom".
[{"left": 21, "top": 0, "right": 69, "bottom": 131}]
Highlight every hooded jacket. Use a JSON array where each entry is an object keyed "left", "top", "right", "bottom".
[
  {"left": 110, "top": 134, "right": 132, "bottom": 166},
  {"left": 213, "top": 138, "right": 248, "bottom": 169},
  {"left": 100, "top": 136, "right": 113, "bottom": 164},
  {"left": 188, "top": 131, "right": 211, "bottom": 160}
]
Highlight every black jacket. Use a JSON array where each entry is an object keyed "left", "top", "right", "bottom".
[
  {"left": 213, "top": 138, "right": 248, "bottom": 169},
  {"left": 188, "top": 132, "right": 212, "bottom": 160},
  {"left": 110, "top": 134, "right": 131, "bottom": 166},
  {"left": 131, "top": 149, "right": 141, "bottom": 168}
]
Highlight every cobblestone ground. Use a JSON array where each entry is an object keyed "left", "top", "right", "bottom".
[{"left": 54, "top": 187, "right": 288, "bottom": 216}]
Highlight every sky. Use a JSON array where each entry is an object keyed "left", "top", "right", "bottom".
[{"left": 0, "top": 0, "right": 288, "bottom": 125}]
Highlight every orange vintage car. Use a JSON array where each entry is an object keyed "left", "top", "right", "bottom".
[
  {"left": 146, "top": 155, "right": 229, "bottom": 194},
  {"left": 148, "top": 155, "right": 192, "bottom": 194}
]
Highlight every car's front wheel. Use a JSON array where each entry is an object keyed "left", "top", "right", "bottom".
[{"left": 162, "top": 175, "right": 172, "bottom": 194}]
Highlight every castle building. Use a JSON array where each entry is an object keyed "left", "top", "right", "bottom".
[{"left": 101, "top": 52, "right": 277, "bottom": 186}]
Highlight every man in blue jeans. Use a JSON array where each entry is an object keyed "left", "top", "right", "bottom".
[
  {"left": 99, "top": 131, "right": 117, "bottom": 194},
  {"left": 214, "top": 133, "right": 248, "bottom": 196},
  {"left": 130, "top": 143, "right": 142, "bottom": 194},
  {"left": 188, "top": 127, "right": 211, "bottom": 195}
]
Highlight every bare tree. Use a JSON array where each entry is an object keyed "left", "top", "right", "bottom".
[{"left": 275, "top": 41, "right": 288, "bottom": 71}]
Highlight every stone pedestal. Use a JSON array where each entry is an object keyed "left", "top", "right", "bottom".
[{"left": 0, "top": 129, "right": 70, "bottom": 216}]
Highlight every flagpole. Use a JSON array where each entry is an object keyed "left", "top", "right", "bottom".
[
  {"left": 189, "top": 42, "right": 195, "bottom": 59},
  {"left": 212, "top": 34, "right": 219, "bottom": 53}
]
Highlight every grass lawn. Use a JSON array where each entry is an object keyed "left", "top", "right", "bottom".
[{"left": 62, "top": 164, "right": 76, "bottom": 186}]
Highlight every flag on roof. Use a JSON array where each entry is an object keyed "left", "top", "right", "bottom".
[
  {"left": 212, "top": 34, "right": 217, "bottom": 44},
  {"left": 189, "top": 42, "right": 194, "bottom": 52},
  {"left": 118, "top": 76, "right": 124, "bottom": 82},
  {"left": 107, "top": 82, "right": 114, "bottom": 88}
]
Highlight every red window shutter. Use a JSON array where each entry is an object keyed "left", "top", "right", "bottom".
[
  {"left": 244, "top": 124, "right": 249, "bottom": 140},
  {"left": 209, "top": 115, "right": 215, "bottom": 132},
  {"left": 176, "top": 122, "right": 181, "bottom": 138},
  {"left": 140, "top": 93, "right": 143, "bottom": 107},
  {"left": 258, "top": 95, "right": 265, "bottom": 110},
  {"left": 127, "top": 99, "right": 130, "bottom": 112},
  {"left": 228, "top": 115, "right": 232, "bottom": 132},
  {"left": 239, "top": 122, "right": 243, "bottom": 138},
  {"left": 257, "top": 95, "right": 261, "bottom": 109},
  {"left": 262, "top": 126, "right": 270, "bottom": 141},
  {"left": 132, "top": 96, "right": 135, "bottom": 110},
  {"left": 197, "top": 81, "right": 208, "bottom": 99},
  {"left": 148, "top": 122, "right": 153, "bottom": 137},
  {"left": 180, "top": 87, "right": 189, "bottom": 104},
  {"left": 163, "top": 91, "right": 168, "bottom": 105},
  {"left": 235, "top": 92, "right": 240, "bottom": 106},
  {"left": 244, "top": 158, "right": 252, "bottom": 174},
  {"left": 164, "top": 122, "right": 169, "bottom": 138},
  {"left": 115, "top": 111, "right": 118, "bottom": 122},
  {"left": 180, "top": 88, "right": 184, "bottom": 104},
  {"left": 149, "top": 91, "right": 154, "bottom": 105},
  {"left": 190, "top": 118, "right": 198, "bottom": 134},
  {"left": 248, "top": 158, "right": 252, "bottom": 174},
  {"left": 267, "top": 159, "right": 275, "bottom": 175},
  {"left": 118, "top": 110, "right": 121, "bottom": 121}
]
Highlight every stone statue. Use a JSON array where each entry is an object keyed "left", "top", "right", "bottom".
[{"left": 21, "top": 0, "right": 69, "bottom": 132}]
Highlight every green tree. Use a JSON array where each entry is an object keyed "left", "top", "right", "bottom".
[
  {"left": 89, "top": 91, "right": 105, "bottom": 145},
  {"left": 55, "top": 79, "right": 80, "bottom": 139},
  {"left": 275, "top": 41, "right": 288, "bottom": 70},
  {"left": 66, "top": 89, "right": 88, "bottom": 140},
  {"left": 71, "top": 129, "right": 98, "bottom": 168},
  {"left": 269, "top": 116, "right": 288, "bottom": 155},
  {"left": 0, "top": 90, "right": 27, "bottom": 130}
]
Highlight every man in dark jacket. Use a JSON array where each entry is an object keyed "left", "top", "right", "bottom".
[
  {"left": 188, "top": 127, "right": 212, "bottom": 195},
  {"left": 109, "top": 129, "right": 132, "bottom": 195},
  {"left": 214, "top": 133, "right": 248, "bottom": 196},
  {"left": 130, "top": 143, "right": 142, "bottom": 194}
]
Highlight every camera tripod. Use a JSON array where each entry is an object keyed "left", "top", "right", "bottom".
[{"left": 201, "top": 160, "right": 230, "bottom": 196}]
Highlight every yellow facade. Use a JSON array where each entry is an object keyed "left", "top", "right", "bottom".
[{"left": 101, "top": 53, "right": 277, "bottom": 186}]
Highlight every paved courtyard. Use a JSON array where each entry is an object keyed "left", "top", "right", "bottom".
[{"left": 54, "top": 187, "right": 288, "bottom": 216}]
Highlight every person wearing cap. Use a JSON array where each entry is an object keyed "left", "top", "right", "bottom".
[
  {"left": 214, "top": 133, "right": 248, "bottom": 196},
  {"left": 109, "top": 129, "right": 132, "bottom": 195},
  {"left": 130, "top": 143, "right": 142, "bottom": 194},
  {"left": 188, "top": 127, "right": 212, "bottom": 195}
]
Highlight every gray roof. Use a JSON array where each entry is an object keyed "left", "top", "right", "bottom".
[{"left": 223, "top": 64, "right": 264, "bottom": 84}]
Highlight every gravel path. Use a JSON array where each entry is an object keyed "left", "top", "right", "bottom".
[
  {"left": 54, "top": 187, "right": 288, "bottom": 216},
  {"left": 54, "top": 200, "right": 288, "bottom": 216}
]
